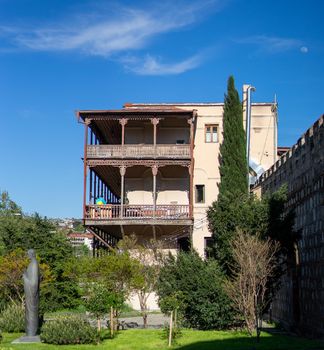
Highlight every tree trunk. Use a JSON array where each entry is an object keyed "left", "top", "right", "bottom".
[
  {"left": 97, "top": 318, "right": 101, "bottom": 332},
  {"left": 110, "top": 306, "right": 114, "bottom": 338},
  {"left": 168, "top": 311, "right": 173, "bottom": 347},
  {"left": 143, "top": 312, "right": 148, "bottom": 328}
]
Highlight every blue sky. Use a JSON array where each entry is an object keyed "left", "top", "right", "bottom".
[{"left": 1, "top": 0, "right": 323, "bottom": 218}]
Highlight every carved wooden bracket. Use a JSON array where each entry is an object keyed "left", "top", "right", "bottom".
[
  {"left": 119, "top": 166, "right": 126, "bottom": 176},
  {"left": 119, "top": 118, "right": 128, "bottom": 126},
  {"left": 151, "top": 118, "right": 160, "bottom": 126},
  {"left": 152, "top": 165, "right": 159, "bottom": 176}
]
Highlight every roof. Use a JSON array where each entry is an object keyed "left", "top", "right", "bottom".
[
  {"left": 124, "top": 102, "right": 275, "bottom": 107},
  {"left": 77, "top": 107, "right": 195, "bottom": 121},
  {"left": 68, "top": 232, "right": 93, "bottom": 239}
]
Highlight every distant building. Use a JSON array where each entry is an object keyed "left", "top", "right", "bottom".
[
  {"left": 76, "top": 85, "right": 278, "bottom": 257},
  {"left": 67, "top": 232, "right": 93, "bottom": 251}
]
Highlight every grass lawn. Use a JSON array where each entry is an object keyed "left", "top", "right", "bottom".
[{"left": 1, "top": 329, "right": 323, "bottom": 350}]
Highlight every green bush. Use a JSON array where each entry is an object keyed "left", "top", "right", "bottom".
[
  {"left": 40, "top": 315, "right": 98, "bottom": 345},
  {"left": 157, "top": 251, "right": 237, "bottom": 330},
  {"left": 0, "top": 303, "right": 25, "bottom": 333}
]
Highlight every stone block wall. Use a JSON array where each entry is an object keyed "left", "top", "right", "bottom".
[{"left": 253, "top": 115, "right": 324, "bottom": 337}]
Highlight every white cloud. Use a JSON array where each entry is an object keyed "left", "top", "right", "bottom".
[
  {"left": 237, "top": 35, "right": 303, "bottom": 54},
  {"left": 1, "top": 1, "right": 222, "bottom": 57},
  {"left": 124, "top": 54, "right": 203, "bottom": 75},
  {"left": 300, "top": 46, "right": 308, "bottom": 53}
]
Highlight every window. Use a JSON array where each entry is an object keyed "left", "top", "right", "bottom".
[
  {"left": 205, "top": 125, "right": 218, "bottom": 143},
  {"left": 204, "top": 237, "right": 214, "bottom": 258},
  {"left": 195, "top": 185, "right": 205, "bottom": 203}
]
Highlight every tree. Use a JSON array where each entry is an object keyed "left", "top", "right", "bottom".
[
  {"left": 157, "top": 251, "right": 236, "bottom": 330},
  {"left": 0, "top": 191, "right": 21, "bottom": 214},
  {"left": 0, "top": 249, "right": 28, "bottom": 305},
  {"left": 208, "top": 194, "right": 268, "bottom": 273},
  {"left": 117, "top": 235, "right": 163, "bottom": 328},
  {"left": 0, "top": 249, "right": 52, "bottom": 309},
  {"left": 85, "top": 284, "right": 123, "bottom": 332},
  {"left": 224, "top": 230, "right": 279, "bottom": 340},
  {"left": 218, "top": 75, "right": 247, "bottom": 203},
  {"left": 207, "top": 76, "right": 248, "bottom": 272},
  {"left": 0, "top": 191, "right": 80, "bottom": 312}
]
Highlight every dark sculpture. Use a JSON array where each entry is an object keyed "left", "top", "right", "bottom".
[{"left": 23, "top": 249, "right": 40, "bottom": 336}]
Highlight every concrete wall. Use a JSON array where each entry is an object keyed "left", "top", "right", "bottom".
[{"left": 253, "top": 115, "right": 324, "bottom": 337}]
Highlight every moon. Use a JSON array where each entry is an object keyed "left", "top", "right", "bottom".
[{"left": 300, "top": 46, "right": 308, "bottom": 53}]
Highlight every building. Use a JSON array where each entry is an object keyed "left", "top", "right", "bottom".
[
  {"left": 67, "top": 232, "right": 94, "bottom": 251},
  {"left": 253, "top": 115, "right": 324, "bottom": 337},
  {"left": 77, "top": 86, "right": 278, "bottom": 257}
]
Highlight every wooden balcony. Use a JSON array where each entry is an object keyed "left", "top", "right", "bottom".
[
  {"left": 87, "top": 144, "right": 190, "bottom": 159},
  {"left": 84, "top": 204, "right": 192, "bottom": 225}
]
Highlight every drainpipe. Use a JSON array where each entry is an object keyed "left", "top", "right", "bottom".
[{"left": 245, "top": 85, "right": 256, "bottom": 189}]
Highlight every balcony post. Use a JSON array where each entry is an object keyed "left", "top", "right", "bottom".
[
  {"left": 119, "top": 118, "right": 128, "bottom": 157},
  {"left": 152, "top": 165, "right": 158, "bottom": 217},
  {"left": 83, "top": 119, "right": 90, "bottom": 219},
  {"left": 89, "top": 169, "right": 93, "bottom": 204},
  {"left": 151, "top": 118, "right": 160, "bottom": 156},
  {"left": 120, "top": 166, "right": 126, "bottom": 218}
]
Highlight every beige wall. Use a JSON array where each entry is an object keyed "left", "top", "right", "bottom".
[
  {"left": 168, "top": 103, "right": 278, "bottom": 256},
  {"left": 125, "top": 177, "right": 189, "bottom": 205},
  {"left": 125, "top": 125, "right": 189, "bottom": 144}
]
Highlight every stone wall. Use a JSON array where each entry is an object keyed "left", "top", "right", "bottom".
[{"left": 253, "top": 115, "right": 324, "bottom": 337}]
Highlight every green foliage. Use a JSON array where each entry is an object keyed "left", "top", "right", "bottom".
[
  {"left": 265, "top": 185, "right": 297, "bottom": 258},
  {"left": 208, "top": 194, "right": 268, "bottom": 273},
  {"left": 218, "top": 76, "right": 247, "bottom": 203},
  {"left": 0, "top": 249, "right": 29, "bottom": 304},
  {"left": 0, "top": 303, "right": 25, "bottom": 333},
  {"left": 0, "top": 192, "right": 80, "bottom": 312},
  {"left": 68, "top": 252, "right": 139, "bottom": 298},
  {"left": 40, "top": 315, "right": 98, "bottom": 345},
  {"left": 207, "top": 76, "right": 248, "bottom": 274},
  {"left": 158, "top": 292, "right": 184, "bottom": 315},
  {"left": 85, "top": 284, "right": 124, "bottom": 320},
  {"left": 0, "top": 191, "right": 21, "bottom": 215},
  {"left": 157, "top": 251, "right": 236, "bottom": 330}
]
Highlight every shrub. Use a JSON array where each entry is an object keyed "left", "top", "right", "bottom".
[
  {"left": 40, "top": 315, "right": 98, "bottom": 345},
  {"left": 157, "top": 251, "right": 236, "bottom": 330},
  {"left": 0, "top": 303, "right": 25, "bottom": 333}
]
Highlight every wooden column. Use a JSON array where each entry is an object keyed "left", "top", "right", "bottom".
[
  {"left": 89, "top": 169, "right": 93, "bottom": 204},
  {"left": 119, "top": 118, "right": 128, "bottom": 146},
  {"left": 94, "top": 172, "right": 97, "bottom": 201},
  {"left": 120, "top": 166, "right": 126, "bottom": 218},
  {"left": 83, "top": 119, "right": 90, "bottom": 219},
  {"left": 152, "top": 165, "right": 158, "bottom": 216},
  {"left": 151, "top": 118, "right": 160, "bottom": 145},
  {"left": 188, "top": 117, "right": 195, "bottom": 218}
]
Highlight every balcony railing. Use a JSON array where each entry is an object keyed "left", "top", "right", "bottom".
[
  {"left": 87, "top": 144, "right": 190, "bottom": 159},
  {"left": 85, "top": 204, "right": 191, "bottom": 220}
]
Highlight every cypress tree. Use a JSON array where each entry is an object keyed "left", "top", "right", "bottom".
[
  {"left": 207, "top": 76, "right": 248, "bottom": 272},
  {"left": 218, "top": 75, "right": 247, "bottom": 202}
]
